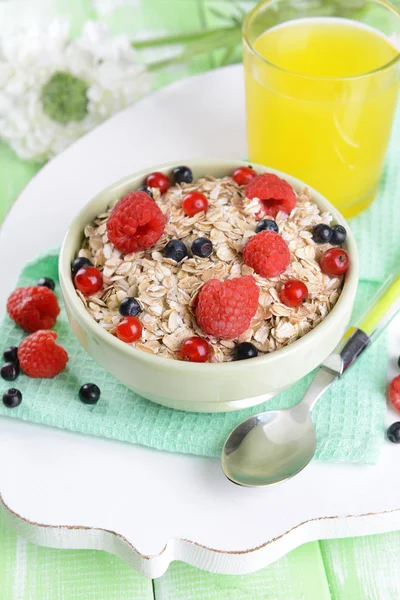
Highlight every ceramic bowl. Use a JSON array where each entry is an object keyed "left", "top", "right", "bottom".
[{"left": 59, "top": 159, "right": 359, "bottom": 412}]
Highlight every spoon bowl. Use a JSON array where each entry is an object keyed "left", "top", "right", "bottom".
[{"left": 222, "top": 404, "right": 317, "bottom": 487}]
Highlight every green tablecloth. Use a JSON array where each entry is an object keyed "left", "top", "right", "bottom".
[{"left": 1, "top": 1, "right": 400, "bottom": 598}]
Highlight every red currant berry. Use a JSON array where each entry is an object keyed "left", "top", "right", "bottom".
[
  {"left": 182, "top": 191, "right": 208, "bottom": 217},
  {"left": 74, "top": 266, "right": 103, "bottom": 296},
  {"left": 280, "top": 279, "right": 308, "bottom": 307},
  {"left": 388, "top": 376, "right": 400, "bottom": 412},
  {"left": 116, "top": 317, "right": 142, "bottom": 343},
  {"left": 146, "top": 171, "right": 170, "bottom": 194},
  {"left": 320, "top": 248, "right": 349, "bottom": 276},
  {"left": 232, "top": 166, "right": 256, "bottom": 186},
  {"left": 180, "top": 336, "right": 210, "bottom": 363}
]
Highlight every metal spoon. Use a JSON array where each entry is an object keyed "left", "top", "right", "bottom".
[{"left": 222, "top": 273, "right": 400, "bottom": 487}]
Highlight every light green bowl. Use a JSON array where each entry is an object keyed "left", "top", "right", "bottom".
[{"left": 59, "top": 159, "right": 359, "bottom": 413}]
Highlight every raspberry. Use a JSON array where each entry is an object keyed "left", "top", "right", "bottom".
[
  {"left": 245, "top": 173, "right": 296, "bottom": 217},
  {"left": 7, "top": 286, "right": 60, "bottom": 333},
  {"left": 196, "top": 276, "right": 259, "bottom": 339},
  {"left": 18, "top": 331, "right": 68, "bottom": 378},
  {"left": 388, "top": 376, "right": 400, "bottom": 412},
  {"left": 243, "top": 231, "right": 290, "bottom": 278},
  {"left": 107, "top": 191, "right": 166, "bottom": 254}
]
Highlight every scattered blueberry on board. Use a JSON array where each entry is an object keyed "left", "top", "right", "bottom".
[
  {"left": 163, "top": 239, "right": 188, "bottom": 262},
  {"left": 119, "top": 297, "right": 142, "bottom": 317},
  {"left": 37, "top": 277, "right": 55, "bottom": 291},
  {"left": 256, "top": 219, "right": 279, "bottom": 234},
  {"left": 79, "top": 383, "right": 101, "bottom": 405},
  {"left": 2, "top": 388, "right": 22, "bottom": 408},
  {"left": 71, "top": 256, "right": 93, "bottom": 274},
  {"left": 3, "top": 346, "right": 18, "bottom": 363},
  {"left": 387, "top": 422, "right": 400, "bottom": 443},
  {"left": 191, "top": 237, "right": 213, "bottom": 258},
  {"left": 173, "top": 165, "right": 193, "bottom": 185},
  {"left": 1, "top": 362, "right": 20, "bottom": 382},
  {"left": 234, "top": 342, "right": 259, "bottom": 361}
]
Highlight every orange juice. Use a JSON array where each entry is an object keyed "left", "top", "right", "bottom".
[{"left": 244, "top": 17, "right": 399, "bottom": 217}]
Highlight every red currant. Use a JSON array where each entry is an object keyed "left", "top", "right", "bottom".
[
  {"left": 74, "top": 266, "right": 103, "bottom": 296},
  {"left": 388, "top": 376, "right": 400, "bottom": 412},
  {"left": 182, "top": 191, "right": 208, "bottom": 217},
  {"left": 146, "top": 171, "right": 170, "bottom": 194},
  {"left": 280, "top": 279, "right": 308, "bottom": 307},
  {"left": 320, "top": 248, "right": 349, "bottom": 276},
  {"left": 180, "top": 336, "right": 210, "bottom": 362},
  {"left": 232, "top": 166, "right": 256, "bottom": 186},
  {"left": 116, "top": 317, "right": 142, "bottom": 343}
]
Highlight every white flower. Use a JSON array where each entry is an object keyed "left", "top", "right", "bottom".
[{"left": 0, "top": 19, "right": 152, "bottom": 160}]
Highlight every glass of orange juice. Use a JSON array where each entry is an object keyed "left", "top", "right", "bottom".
[{"left": 243, "top": 0, "right": 400, "bottom": 217}]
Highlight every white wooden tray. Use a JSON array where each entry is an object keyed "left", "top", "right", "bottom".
[{"left": 1, "top": 65, "right": 400, "bottom": 579}]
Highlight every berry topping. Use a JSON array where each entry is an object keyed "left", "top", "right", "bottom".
[
  {"left": 255, "top": 219, "right": 279, "bottom": 234},
  {"left": 387, "top": 422, "right": 400, "bottom": 443},
  {"left": 146, "top": 171, "right": 170, "bottom": 194},
  {"left": 3, "top": 388, "right": 22, "bottom": 408},
  {"left": 72, "top": 257, "right": 93, "bottom": 274},
  {"left": 116, "top": 317, "right": 142, "bottom": 343},
  {"left": 245, "top": 173, "right": 296, "bottom": 217},
  {"left": 3, "top": 346, "right": 18, "bottom": 363},
  {"left": 388, "top": 376, "right": 400, "bottom": 412},
  {"left": 37, "top": 277, "right": 55, "bottom": 291},
  {"left": 137, "top": 185, "right": 154, "bottom": 199},
  {"left": 234, "top": 342, "right": 258, "bottom": 361},
  {"left": 191, "top": 237, "right": 213, "bottom": 258},
  {"left": 119, "top": 297, "right": 142, "bottom": 317},
  {"left": 163, "top": 239, "right": 188, "bottom": 262},
  {"left": 180, "top": 337, "right": 210, "bottom": 362},
  {"left": 331, "top": 224, "right": 347, "bottom": 246},
  {"left": 243, "top": 231, "right": 290, "bottom": 278},
  {"left": 280, "top": 280, "right": 308, "bottom": 307},
  {"left": 232, "top": 166, "right": 256, "bottom": 186},
  {"left": 18, "top": 330, "right": 68, "bottom": 378},
  {"left": 320, "top": 248, "right": 349, "bottom": 276},
  {"left": 196, "top": 276, "right": 259, "bottom": 339},
  {"left": 107, "top": 191, "right": 166, "bottom": 254},
  {"left": 182, "top": 191, "right": 208, "bottom": 217},
  {"left": 7, "top": 286, "right": 60, "bottom": 333},
  {"left": 79, "top": 383, "right": 101, "bottom": 405},
  {"left": 173, "top": 166, "right": 193, "bottom": 185},
  {"left": 312, "top": 224, "right": 332, "bottom": 244},
  {"left": 1, "top": 362, "right": 20, "bottom": 382},
  {"left": 74, "top": 266, "right": 103, "bottom": 296}
]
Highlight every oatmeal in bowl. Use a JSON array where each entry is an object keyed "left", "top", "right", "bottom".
[
  {"left": 59, "top": 160, "right": 358, "bottom": 412},
  {"left": 72, "top": 165, "right": 349, "bottom": 363}
]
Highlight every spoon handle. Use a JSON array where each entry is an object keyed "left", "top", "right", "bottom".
[{"left": 301, "top": 272, "right": 400, "bottom": 411}]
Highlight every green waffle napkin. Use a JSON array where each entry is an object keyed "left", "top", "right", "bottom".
[{"left": 1, "top": 109, "right": 399, "bottom": 463}]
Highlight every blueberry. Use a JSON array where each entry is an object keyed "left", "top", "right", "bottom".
[
  {"left": 234, "top": 342, "right": 259, "bottom": 361},
  {"left": 330, "top": 224, "right": 347, "bottom": 246},
  {"left": 312, "top": 224, "right": 332, "bottom": 244},
  {"left": 398, "top": 355, "right": 400, "bottom": 369},
  {"left": 191, "top": 237, "right": 213, "bottom": 258},
  {"left": 119, "top": 297, "right": 142, "bottom": 317},
  {"left": 138, "top": 185, "right": 154, "bottom": 199},
  {"left": 1, "top": 362, "right": 20, "bottom": 382},
  {"left": 163, "top": 240, "right": 188, "bottom": 262},
  {"left": 256, "top": 219, "right": 279, "bottom": 234},
  {"left": 173, "top": 166, "right": 193, "bottom": 185},
  {"left": 3, "top": 346, "right": 18, "bottom": 363},
  {"left": 387, "top": 422, "right": 400, "bottom": 443},
  {"left": 72, "top": 257, "right": 93, "bottom": 274},
  {"left": 37, "top": 277, "right": 55, "bottom": 291},
  {"left": 79, "top": 383, "right": 101, "bottom": 405},
  {"left": 2, "top": 388, "right": 22, "bottom": 408}
]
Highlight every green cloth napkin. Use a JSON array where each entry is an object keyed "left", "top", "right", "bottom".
[{"left": 1, "top": 108, "right": 398, "bottom": 463}]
